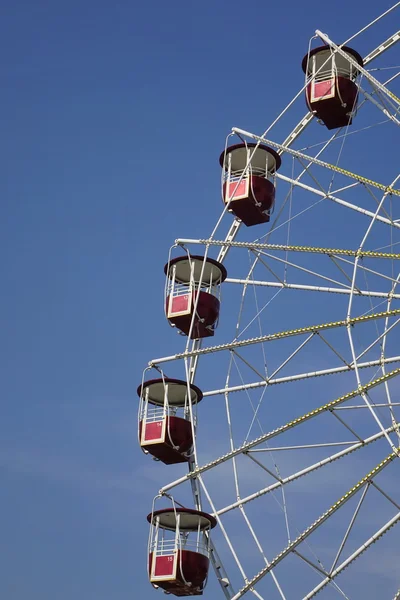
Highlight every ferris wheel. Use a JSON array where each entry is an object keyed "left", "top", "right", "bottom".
[{"left": 138, "top": 4, "right": 400, "bottom": 599}]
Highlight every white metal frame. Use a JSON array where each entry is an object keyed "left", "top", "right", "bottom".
[{"left": 144, "top": 10, "right": 400, "bottom": 600}]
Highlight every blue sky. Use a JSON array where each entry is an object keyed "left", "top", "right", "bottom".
[{"left": 1, "top": 1, "right": 400, "bottom": 599}]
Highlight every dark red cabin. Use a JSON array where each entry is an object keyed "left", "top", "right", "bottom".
[
  {"left": 220, "top": 143, "right": 281, "bottom": 227},
  {"left": 147, "top": 507, "right": 217, "bottom": 596},
  {"left": 138, "top": 377, "right": 203, "bottom": 465},
  {"left": 302, "top": 45, "right": 363, "bottom": 130},
  {"left": 165, "top": 255, "right": 227, "bottom": 339}
]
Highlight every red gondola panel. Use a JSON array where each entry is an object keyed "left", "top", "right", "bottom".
[
  {"left": 223, "top": 175, "right": 276, "bottom": 226},
  {"left": 306, "top": 76, "right": 359, "bottom": 130},
  {"left": 166, "top": 291, "right": 220, "bottom": 339},
  {"left": 140, "top": 415, "right": 192, "bottom": 464},
  {"left": 149, "top": 550, "right": 210, "bottom": 596}
]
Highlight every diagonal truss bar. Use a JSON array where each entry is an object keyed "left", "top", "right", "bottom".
[
  {"left": 202, "top": 355, "right": 400, "bottom": 398},
  {"left": 330, "top": 484, "right": 369, "bottom": 574},
  {"left": 276, "top": 172, "right": 400, "bottom": 230},
  {"left": 231, "top": 450, "right": 400, "bottom": 600},
  {"left": 177, "top": 239, "right": 400, "bottom": 261},
  {"left": 293, "top": 549, "right": 329, "bottom": 578},
  {"left": 232, "top": 127, "right": 400, "bottom": 197},
  {"left": 304, "top": 511, "right": 400, "bottom": 598},
  {"left": 216, "top": 425, "right": 397, "bottom": 517},
  {"left": 254, "top": 249, "right": 353, "bottom": 289},
  {"left": 359, "top": 85, "right": 400, "bottom": 126},
  {"left": 369, "top": 480, "right": 400, "bottom": 510},
  {"left": 160, "top": 367, "right": 400, "bottom": 493},
  {"left": 149, "top": 308, "right": 400, "bottom": 365},
  {"left": 335, "top": 254, "right": 400, "bottom": 286}
]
